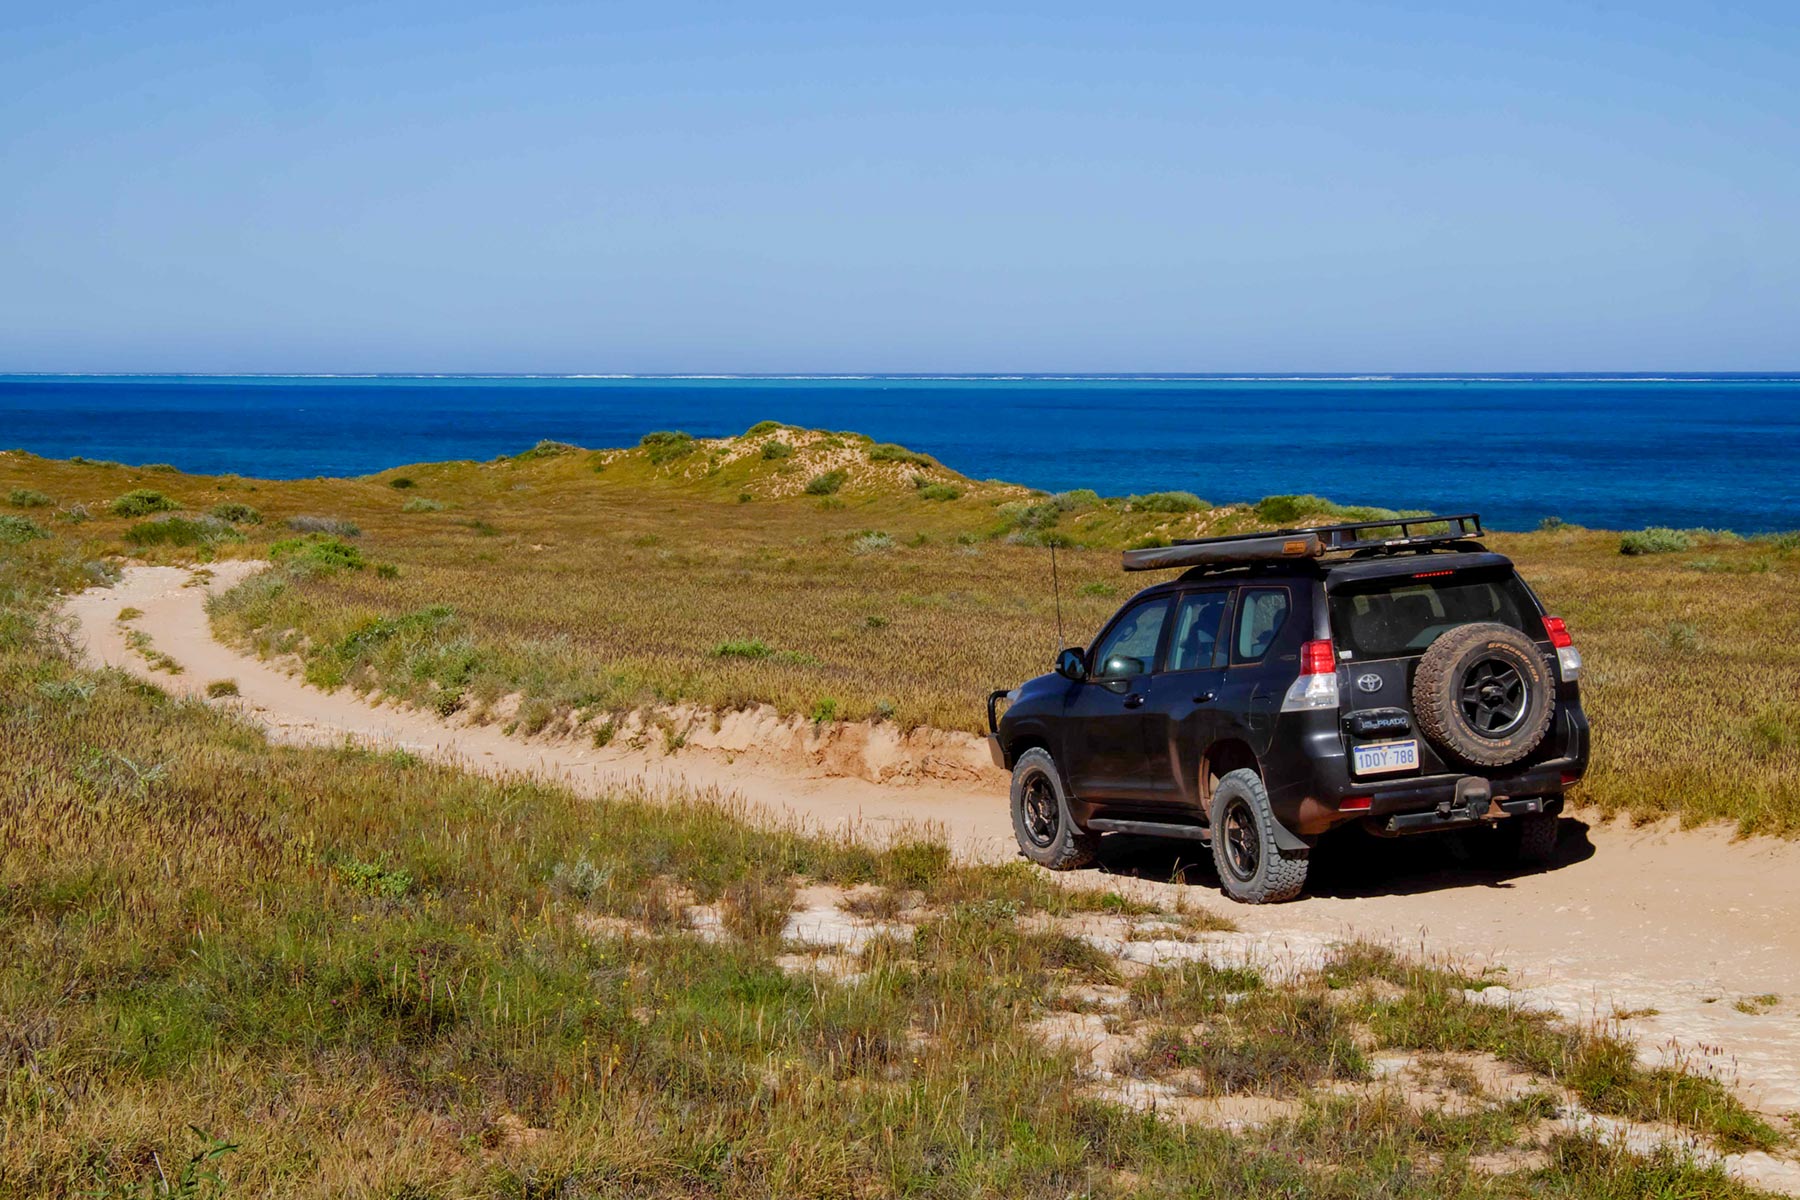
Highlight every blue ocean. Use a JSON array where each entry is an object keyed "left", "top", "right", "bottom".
[{"left": 3, "top": 374, "right": 1798, "bottom": 533}]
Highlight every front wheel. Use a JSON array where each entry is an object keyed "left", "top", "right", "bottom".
[
  {"left": 1010, "top": 748, "right": 1097, "bottom": 870},
  {"left": 1209, "top": 769, "right": 1309, "bottom": 904}
]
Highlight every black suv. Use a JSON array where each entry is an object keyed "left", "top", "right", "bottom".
[{"left": 986, "top": 515, "right": 1589, "bottom": 903}]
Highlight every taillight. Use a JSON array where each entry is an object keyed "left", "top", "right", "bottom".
[
  {"left": 1300, "top": 639, "right": 1336, "bottom": 675},
  {"left": 1543, "top": 616, "right": 1582, "bottom": 681},
  {"left": 1283, "top": 639, "right": 1340, "bottom": 712}
]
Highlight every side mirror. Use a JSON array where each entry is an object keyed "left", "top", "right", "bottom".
[{"left": 1055, "top": 647, "right": 1088, "bottom": 680}]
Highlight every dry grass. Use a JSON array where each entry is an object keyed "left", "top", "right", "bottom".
[
  {"left": 0, "top": 516, "right": 1788, "bottom": 1197},
  {"left": 3, "top": 430, "right": 1797, "bottom": 834}
]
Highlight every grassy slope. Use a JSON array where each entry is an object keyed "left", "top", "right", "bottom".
[
  {"left": 4, "top": 425, "right": 1799, "bottom": 836},
  {"left": 0, "top": 513, "right": 1787, "bottom": 1197}
]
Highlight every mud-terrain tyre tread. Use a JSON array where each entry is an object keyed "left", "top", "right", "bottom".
[
  {"left": 1010, "top": 748, "right": 1098, "bottom": 870},
  {"left": 1413, "top": 622, "right": 1555, "bottom": 768},
  {"left": 1514, "top": 811, "right": 1559, "bottom": 865},
  {"left": 1209, "top": 768, "right": 1308, "bottom": 904}
]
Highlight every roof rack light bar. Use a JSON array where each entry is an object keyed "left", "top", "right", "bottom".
[{"left": 1120, "top": 513, "right": 1483, "bottom": 572}]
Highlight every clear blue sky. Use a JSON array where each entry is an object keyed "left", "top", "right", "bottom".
[{"left": 3, "top": 1, "right": 1796, "bottom": 373}]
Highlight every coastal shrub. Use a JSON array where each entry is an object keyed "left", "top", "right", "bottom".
[
  {"left": 515, "top": 439, "right": 579, "bottom": 461},
  {"left": 743, "top": 419, "right": 785, "bottom": 438},
  {"left": 761, "top": 440, "right": 794, "bottom": 460},
  {"left": 208, "top": 501, "right": 263, "bottom": 524},
  {"left": 868, "top": 442, "right": 933, "bottom": 467},
  {"left": 124, "top": 515, "right": 243, "bottom": 548},
  {"left": 1053, "top": 488, "right": 1101, "bottom": 512},
  {"left": 402, "top": 497, "right": 445, "bottom": 513},
  {"left": 109, "top": 489, "right": 179, "bottom": 517},
  {"left": 640, "top": 430, "right": 697, "bottom": 465},
  {"left": 1539, "top": 516, "right": 1568, "bottom": 531},
  {"left": 0, "top": 515, "right": 49, "bottom": 544},
  {"left": 388, "top": 476, "right": 416, "bottom": 489},
  {"left": 59, "top": 503, "right": 93, "bottom": 524},
  {"left": 270, "top": 534, "right": 365, "bottom": 574},
  {"left": 6, "top": 488, "right": 52, "bottom": 508},
  {"left": 1620, "top": 527, "right": 1693, "bottom": 556},
  {"left": 805, "top": 469, "right": 847, "bottom": 496},
  {"left": 918, "top": 483, "right": 962, "bottom": 501},
  {"left": 286, "top": 515, "right": 361, "bottom": 537},
  {"left": 205, "top": 679, "right": 240, "bottom": 698},
  {"left": 1127, "top": 490, "right": 1207, "bottom": 514},
  {"left": 851, "top": 531, "right": 896, "bottom": 555}
]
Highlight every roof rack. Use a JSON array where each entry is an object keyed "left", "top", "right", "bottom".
[{"left": 1120, "top": 513, "right": 1484, "bottom": 573}]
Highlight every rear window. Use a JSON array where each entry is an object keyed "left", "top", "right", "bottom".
[{"left": 1329, "top": 569, "right": 1539, "bottom": 659}]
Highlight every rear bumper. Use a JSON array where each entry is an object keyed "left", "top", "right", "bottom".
[{"left": 1268, "top": 705, "right": 1589, "bottom": 839}]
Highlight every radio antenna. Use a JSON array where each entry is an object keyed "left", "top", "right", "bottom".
[{"left": 1050, "top": 539, "right": 1065, "bottom": 658}]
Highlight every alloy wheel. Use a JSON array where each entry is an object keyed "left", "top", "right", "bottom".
[
  {"left": 1460, "top": 658, "right": 1527, "bottom": 736},
  {"left": 1021, "top": 772, "right": 1059, "bottom": 847}
]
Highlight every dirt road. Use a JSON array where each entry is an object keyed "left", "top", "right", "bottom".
[{"left": 66, "top": 562, "right": 1800, "bottom": 1129}]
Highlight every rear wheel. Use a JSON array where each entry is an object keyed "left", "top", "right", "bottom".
[
  {"left": 1010, "top": 748, "right": 1097, "bottom": 870},
  {"left": 1209, "top": 769, "right": 1308, "bottom": 904}
]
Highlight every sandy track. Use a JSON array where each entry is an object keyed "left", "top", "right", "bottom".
[{"left": 65, "top": 562, "right": 1800, "bottom": 1130}]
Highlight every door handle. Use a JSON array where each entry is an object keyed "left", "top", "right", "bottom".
[
  {"left": 1193, "top": 691, "right": 1216, "bottom": 704},
  {"left": 1123, "top": 693, "right": 1146, "bottom": 709}
]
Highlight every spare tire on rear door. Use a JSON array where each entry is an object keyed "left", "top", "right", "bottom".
[{"left": 1412, "top": 622, "right": 1554, "bottom": 768}]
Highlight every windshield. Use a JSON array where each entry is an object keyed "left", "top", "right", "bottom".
[{"left": 1329, "top": 569, "right": 1539, "bottom": 659}]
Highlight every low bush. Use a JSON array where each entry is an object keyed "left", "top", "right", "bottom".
[
  {"left": 208, "top": 501, "right": 262, "bottom": 524},
  {"left": 851, "top": 531, "right": 896, "bottom": 555},
  {"left": 640, "top": 430, "right": 697, "bottom": 465},
  {"left": 743, "top": 419, "right": 786, "bottom": 437},
  {"left": 270, "top": 535, "right": 365, "bottom": 573},
  {"left": 123, "top": 515, "right": 243, "bottom": 548},
  {"left": 868, "top": 442, "right": 933, "bottom": 467},
  {"left": 761, "top": 440, "right": 794, "bottom": 460},
  {"left": 287, "top": 515, "right": 361, "bottom": 537},
  {"left": 205, "top": 679, "right": 240, "bottom": 698},
  {"left": 109, "top": 489, "right": 179, "bottom": 517},
  {"left": 6, "top": 488, "right": 51, "bottom": 507},
  {"left": 0, "top": 515, "right": 49, "bottom": 544},
  {"left": 402, "top": 497, "right": 445, "bottom": 513},
  {"left": 918, "top": 483, "right": 962, "bottom": 501},
  {"left": 1127, "top": 490, "right": 1207, "bottom": 513},
  {"left": 514, "top": 440, "right": 579, "bottom": 461},
  {"left": 388, "top": 476, "right": 416, "bottom": 489},
  {"left": 805, "top": 469, "right": 847, "bottom": 496},
  {"left": 1620, "top": 527, "right": 1694, "bottom": 556}
]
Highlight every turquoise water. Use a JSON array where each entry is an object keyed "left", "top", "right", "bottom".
[{"left": 3, "top": 373, "right": 1798, "bottom": 532}]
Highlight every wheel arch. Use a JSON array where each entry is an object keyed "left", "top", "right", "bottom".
[{"left": 1198, "top": 737, "right": 1261, "bottom": 804}]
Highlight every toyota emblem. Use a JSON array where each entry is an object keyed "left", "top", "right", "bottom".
[{"left": 1355, "top": 673, "right": 1383, "bottom": 693}]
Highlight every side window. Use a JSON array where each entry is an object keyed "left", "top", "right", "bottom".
[
  {"left": 1166, "top": 591, "right": 1229, "bottom": 672},
  {"left": 1234, "top": 588, "right": 1290, "bottom": 663},
  {"left": 1091, "top": 597, "right": 1171, "bottom": 679}
]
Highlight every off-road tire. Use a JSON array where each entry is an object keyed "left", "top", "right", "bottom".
[
  {"left": 1513, "top": 811, "right": 1559, "bottom": 865},
  {"left": 1010, "top": 748, "right": 1098, "bottom": 870},
  {"left": 1413, "top": 622, "right": 1555, "bottom": 768},
  {"left": 1209, "top": 769, "right": 1308, "bottom": 904}
]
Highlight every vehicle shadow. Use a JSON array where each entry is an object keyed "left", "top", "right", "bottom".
[{"left": 1094, "top": 816, "right": 1597, "bottom": 901}]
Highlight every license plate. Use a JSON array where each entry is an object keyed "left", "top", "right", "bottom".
[{"left": 1353, "top": 738, "right": 1419, "bottom": 775}]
